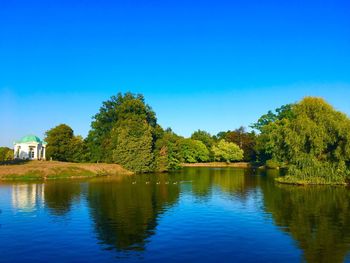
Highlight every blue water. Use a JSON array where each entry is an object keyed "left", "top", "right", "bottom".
[{"left": 1, "top": 167, "right": 349, "bottom": 262}]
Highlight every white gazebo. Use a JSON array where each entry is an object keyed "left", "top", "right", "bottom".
[{"left": 14, "top": 135, "right": 47, "bottom": 160}]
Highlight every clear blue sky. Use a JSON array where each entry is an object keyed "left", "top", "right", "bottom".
[{"left": 1, "top": 0, "right": 350, "bottom": 147}]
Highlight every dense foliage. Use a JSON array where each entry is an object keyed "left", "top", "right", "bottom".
[
  {"left": 216, "top": 127, "right": 256, "bottom": 161},
  {"left": 82, "top": 92, "right": 245, "bottom": 172},
  {"left": 254, "top": 97, "right": 350, "bottom": 184},
  {"left": 154, "top": 129, "right": 182, "bottom": 172},
  {"left": 178, "top": 138, "right": 210, "bottom": 163},
  {"left": 86, "top": 93, "right": 157, "bottom": 163},
  {"left": 45, "top": 124, "right": 87, "bottom": 162},
  {"left": 0, "top": 147, "right": 13, "bottom": 162},
  {"left": 212, "top": 140, "right": 244, "bottom": 163},
  {"left": 34, "top": 93, "right": 249, "bottom": 172},
  {"left": 251, "top": 104, "right": 294, "bottom": 132},
  {"left": 112, "top": 118, "right": 155, "bottom": 173},
  {"left": 191, "top": 130, "right": 215, "bottom": 149},
  {"left": 86, "top": 93, "right": 159, "bottom": 172}
]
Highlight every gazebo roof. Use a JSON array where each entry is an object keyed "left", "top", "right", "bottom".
[{"left": 15, "top": 135, "right": 45, "bottom": 144}]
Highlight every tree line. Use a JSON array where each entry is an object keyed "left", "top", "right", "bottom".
[
  {"left": 43, "top": 93, "right": 350, "bottom": 184},
  {"left": 45, "top": 93, "right": 249, "bottom": 172}
]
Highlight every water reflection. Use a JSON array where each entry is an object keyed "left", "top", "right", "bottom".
[
  {"left": 87, "top": 175, "right": 180, "bottom": 251},
  {"left": 4, "top": 168, "right": 350, "bottom": 262},
  {"left": 261, "top": 180, "right": 350, "bottom": 263},
  {"left": 178, "top": 168, "right": 259, "bottom": 201},
  {"left": 44, "top": 181, "right": 81, "bottom": 216},
  {"left": 11, "top": 184, "right": 44, "bottom": 213}
]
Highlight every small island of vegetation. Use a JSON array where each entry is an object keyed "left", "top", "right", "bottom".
[{"left": 1, "top": 93, "right": 350, "bottom": 185}]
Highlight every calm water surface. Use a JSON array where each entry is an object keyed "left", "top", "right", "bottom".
[{"left": 1, "top": 167, "right": 350, "bottom": 262}]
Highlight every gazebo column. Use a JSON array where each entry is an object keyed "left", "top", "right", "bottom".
[{"left": 32, "top": 146, "right": 36, "bottom": 160}]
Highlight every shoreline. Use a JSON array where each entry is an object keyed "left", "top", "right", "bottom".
[
  {"left": 182, "top": 163, "right": 349, "bottom": 186},
  {"left": 181, "top": 162, "right": 254, "bottom": 168},
  {"left": 0, "top": 161, "right": 132, "bottom": 181},
  {"left": 2, "top": 161, "right": 345, "bottom": 186}
]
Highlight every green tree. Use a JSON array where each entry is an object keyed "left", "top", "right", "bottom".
[
  {"left": 45, "top": 124, "right": 74, "bottom": 161},
  {"left": 212, "top": 140, "right": 244, "bottom": 163},
  {"left": 178, "top": 138, "right": 210, "bottom": 163},
  {"left": 255, "top": 97, "right": 350, "bottom": 184},
  {"left": 69, "top": 136, "right": 89, "bottom": 163},
  {"left": 112, "top": 118, "right": 155, "bottom": 173},
  {"left": 154, "top": 128, "right": 182, "bottom": 171},
  {"left": 215, "top": 131, "right": 227, "bottom": 141},
  {"left": 191, "top": 130, "right": 215, "bottom": 149},
  {"left": 221, "top": 127, "right": 257, "bottom": 162},
  {"left": 104, "top": 93, "right": 160, "bottom": 172},
  {"left": 252, "top": 104, "right": 295, "bottom": 164},
  {"left": 86, "top": 92, "right": 157, "bottom": 163},
  {"left": 86, "top": 92, "right": 167, "bottom": 172},
  {"left": 251, "top": 104, "right": 294, "bottom": 132},
  {"left": 0, "top": 147, "right": 13, "bottom": 162},
  {"left": 45, "top": 124, "right": 87, "bottom": 162}
]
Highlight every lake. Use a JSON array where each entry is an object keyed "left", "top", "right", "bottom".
[{"left": 1, "top": 167, "right": 350, "bottom": 262}]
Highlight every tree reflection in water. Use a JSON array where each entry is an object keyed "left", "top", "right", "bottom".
[
  {"left": 37, "top": 168, "right": 350, "bottom": 262},
  {"left": 261, "top": 173, "right": 350, "bottom": 263},
  {"left": 44, "top": 181, "right": 81, "bottom": 216},
  {"left": 87, "top": 175, "right": 180, "bottom": 251},
  {"left": 86, "top": 168, "right": 261, "bottom": 252}
]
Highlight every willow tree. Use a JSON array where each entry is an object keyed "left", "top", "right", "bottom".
[{"left": 255, "top": 97, "right": 350, "bottom": 184}]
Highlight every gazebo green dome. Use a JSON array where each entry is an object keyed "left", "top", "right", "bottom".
[{"left": 16, "top": 135, "right": 43, "bottom": 144}]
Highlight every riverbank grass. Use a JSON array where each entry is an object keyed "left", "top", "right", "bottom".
[
  {"left": 275, "top": 176, "right": 348, "bottom": 186},
  {"left": 275, "top": 163, "right": 349, "bottom": 185},
  {"left": 0, "top": 161, "right": 132, "bottom": 181}
]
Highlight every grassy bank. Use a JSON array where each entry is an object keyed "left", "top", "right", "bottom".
[
  {"left": 275, "top": 176, "right": 348, "bottom": 186},
  {"left": 274, "top": 163, "right": 350, "bottom": 186},
  {"left": 181, "top": 162, "right": 252, "bottom": 168},
  {"left": 0, "top": 161, "right": 132, "bottom": 181}
]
